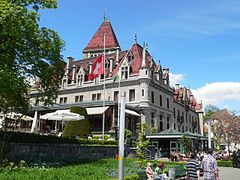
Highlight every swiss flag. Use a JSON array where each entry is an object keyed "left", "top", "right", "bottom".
[{"left": 88, "top": 54, "right": 103, "bottom": 81}]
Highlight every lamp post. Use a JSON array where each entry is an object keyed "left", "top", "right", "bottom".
[
  {"left": 205, "top": 119, "right": 212, "bottom": 149},
  {"left": 118, "top": 94, "right": 125, "bottom": 180}
]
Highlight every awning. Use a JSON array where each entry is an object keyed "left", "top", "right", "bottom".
[
  {"left": 125, "top": 109, "right": 141, "bottom": 117},
  {"left": 86, "top": 106, "right": 109, "bottom": 115}
]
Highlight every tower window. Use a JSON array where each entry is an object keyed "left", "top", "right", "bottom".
[{"left": 129, "top": 89, "right": 135, "bottom": 101}]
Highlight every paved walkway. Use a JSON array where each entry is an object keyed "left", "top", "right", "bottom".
[{"left": 218, "top": 167, "right": 240, "bottom": 180}]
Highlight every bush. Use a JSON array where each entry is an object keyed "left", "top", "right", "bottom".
[
  {"left": 217, "top": 160, "right": 233, "bottom": 167},
  {"left": 63, "top": 106, "right": 89, "bottom": 138},
  {"left": 0, "top": 131, "right": 117, "bottom": 145},
  {"left": 124, "top": 174, "right": 139, "bottom": 180}
]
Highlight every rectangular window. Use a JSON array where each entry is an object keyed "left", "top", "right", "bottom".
[
  {"left": 97, "top": 93, "right": 101, "bottom": 100},
  {"left": 60, "top": 97, "right": 63, "bottom": 104},
  {"left": 159, "top": 95, "right": 162, "bottom": 106},
  {"left": 75, "top": 96, "right": 79, "bottom": 103},
  {"left": 142, "top": 89, "right": 144, "bottom": 97},
  {"left": 151, "top": 91, "right": 154, "bottom": 103},
  {"left": 114, "top": 91, "right": 119, "bottom": 101},
  {"left": 186, "top": 127, "right": 188, "bottom": 132},
  {"left": 167, "top": 98, "right": 169, "bottom": 109},
  {"left": 174, "top": 123, "right": 176, "bottom": 130},
  {"left": 159, "top": 114, "right": 163, "bottom": 131},
  {"left": 35, "top": 99, "right": 39, "bottom": 106},
  {"left": 182, "top": 126, "right": 184, "bottom": 132},
  {"left": 182, "top": 112, "right": 184, "bottom": 122},
  {"left": 151, "top": 112, "right": 155, "bottom": 128},
  {"left": 177, "top": 109, "right": 180, "bottom": 118},
  {"left": 129, "top": 89, "right": 135, "bottom": 101},
  {"left": 64, "top": 97, "right": 67, "bottom": 104},
  {"left": 173, "top": 108, "right": 176, "bottom": 118},
  {"left": 92, "top": 94, "right": 96, "bottom": 101},
  {"left": 186, "top": 113, "right": 188, "bottom": 123},
  {"left": 79, "top": 95, "right": 83, "bottom": 102},
  {"left": 167, "top": 116, "right": 170, "bottom": 129}
]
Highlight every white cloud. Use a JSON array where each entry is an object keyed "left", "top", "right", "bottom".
[
  {"left": 192, "top": 82, "right": 240, "bottom": 109},
  {"left": 169, "top": 73, "right": 185, "bottom": 87}
]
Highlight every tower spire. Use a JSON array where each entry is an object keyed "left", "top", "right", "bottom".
[
  {"left": 134, "top": 33, "right": 137, "bottom": 43},
  {"left": 103, "top": 9, "right": 106, "bottom": 21}
]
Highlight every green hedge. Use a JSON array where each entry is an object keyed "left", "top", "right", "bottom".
[
  {"left": 217, "top": 160, "right": 233, "bottom": 167},
  {"left": 0, "top": 131, "right": 117, "bottom": 145}
]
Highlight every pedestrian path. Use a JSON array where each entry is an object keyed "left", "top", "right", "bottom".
[{"left": 218, "top": 167, "right": 240, "bottom": 180}]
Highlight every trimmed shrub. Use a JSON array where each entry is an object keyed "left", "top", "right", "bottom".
[
  {"left": 217, "top": 160, "right": 233, "bottom": 167},
  {"left": 0, "top": 131, "right": 117, "bottom": 145},
  {"left": 62, "top": 106, "right": 89, "bottom": 138}
]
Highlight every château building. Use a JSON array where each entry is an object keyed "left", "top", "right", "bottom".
[{"left": 30, "top": 18, "right": 204, "bottom": 150}]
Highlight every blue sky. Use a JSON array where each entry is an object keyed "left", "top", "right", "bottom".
[{"left": 39, "top": 0, "right": 240, "bottom": 112}]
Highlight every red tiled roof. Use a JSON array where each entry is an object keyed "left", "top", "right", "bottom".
[
  {"left": 173, "top": 87, "right": 202, "bottom": 111},
  {"left": 128, "top": 43, "right": 155, "bottom": 74},
  {"left": 83, "top": 20, "right": 120, "bottom": 51}
]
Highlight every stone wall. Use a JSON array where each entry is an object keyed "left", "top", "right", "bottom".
[{"left": 7, "top": 143, "right": 118, "bottom": 163}]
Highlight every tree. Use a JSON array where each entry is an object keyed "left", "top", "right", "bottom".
[
  {"left": 204, "top": 105, "right": 219, "bottom": 120},
  {"left": 62, "top": 106, "right": 89, "bottom": 138},
  {"left": 0, "top": 0, "right": 65, "bottom": 115},
  {"left": 0, "top": 0, "right": 64, "bottom": 162},
  {"left": 211, "top": 109, "right": 240, "bottom": 151},
  {"left": 177, "top": 135, "right": 192, "bottom": 154},
  {"left": 135, "top": 123, "right": 150, "bottom": 167}
]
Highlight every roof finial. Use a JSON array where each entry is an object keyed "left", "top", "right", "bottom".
[
  {"left": 103, "top": 9, "right": 106, "bottom": 21},
  {"left": 146, "top": 42, "right": 148, "bottom": 50},
  {"left": 103, "top": 9, "right": 109, "bottom": 22},
  {"left": 134, "top": 33, "right": 137, "bottom": 43}
]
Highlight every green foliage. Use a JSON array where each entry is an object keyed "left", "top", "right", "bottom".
[
  {"left": 63, "top": 106, "right": 90, "bottom": 138},
  {"left": 1, "top": 159, "right": 28, "bottom": 170},
  {"left": 217, "top": 160, "right": 233, "bottom": 167},
  {"left": 204, "top": 105, "right": 219, "bottom": 120},
  {"left": 0, "top": 0, "right": 65, "bottom": 111},
  {"left": 0, "top": 131, "right": 117, "bottom": 145},
  {"left": 125, "top": 129, "right": 132, "bottom": 139},
  {"left": 0, "top": 158, "right": 140, "bottom": 180},
  {"left": 151, "top": 127, "right": 157, "bottom": 134},
  {"left": 135, "top": 123, "right": 150, "bottom": 166},
  {"left": 124, "top": 174, "right": 139, "bottom": 180},
  {"left": 177, "top": 135, "right": 193, "bottom": 154}
]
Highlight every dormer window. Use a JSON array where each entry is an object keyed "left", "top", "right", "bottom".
[
  {"left": 121, "top": 58, "right": 130, "bottom": 80},
  {"left": 77, "top": 74, "right": 83, "bottom": 86},
  {"left": 121, "top": 66, "right": 129, "bottom": 79}
]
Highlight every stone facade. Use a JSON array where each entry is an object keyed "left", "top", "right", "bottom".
[{"left": 30, "top": 19, "right": 203, "bottom": 136}]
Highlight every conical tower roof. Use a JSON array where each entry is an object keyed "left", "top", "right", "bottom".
[{"left": 83, "top": 19, "right": 120, "bottom": 52}]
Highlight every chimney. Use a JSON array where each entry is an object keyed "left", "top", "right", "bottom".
[
  {"left": 72, "top": 64, "right": 77, "bottom": 83},
  {"left": 109, "top": 58, "right": 113, "bottom": 73},
  {"left": 116, "top": 47, "right": 120, "bottom": 64},
  {"left": 141, "top": 42, "right": 146, "bottom": 68},
  {"left": 88, "top": 61, "right": 93, "bottom": 74},
  {"left": 67, "top": 56, "right": 73, "bottom": 69},
  {"left": 175, "top": 84, "right": 180, "bottom": 90}
]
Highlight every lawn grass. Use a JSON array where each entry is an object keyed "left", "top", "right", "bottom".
[{"left": 0, "top": 158, "right": 140, "bottom": 180}]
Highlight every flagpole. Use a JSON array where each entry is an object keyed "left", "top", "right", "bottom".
[
  {"left": 102, "top": 33, "right": 106, "bottom": 140},
  {"left": 117, "top": 71, "right": 121, "bottom": 128}
]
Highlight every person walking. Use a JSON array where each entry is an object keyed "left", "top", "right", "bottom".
[
  {"left": 186, "top": 153, "right": 201, "bottom": 180},
  {"left": 202, "top": 149, "right": 219, "bottom": 180}
]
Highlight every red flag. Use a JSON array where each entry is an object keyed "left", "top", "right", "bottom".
[{"left": 88, "top": 54, "right": 103, "bottom": 81}]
